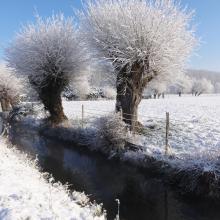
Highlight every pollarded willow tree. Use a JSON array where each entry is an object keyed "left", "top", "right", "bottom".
[
  {"left": 80, "top": 0, "right": 197, "bottom": 130},
  {"left": 147, "top": 80, "right": 168, "bottom": 97},
  {"left": 6, "top": 14, "right": 87, "bottom": 124},
  {"left": 0, "top": 63, "right": 23, "bottom": 111},
  {"left": 169, "top": 73, "right": 193, "bottom": 96},
  {"left": 191, "top": 78, "right": 214, "bottom": 96}
]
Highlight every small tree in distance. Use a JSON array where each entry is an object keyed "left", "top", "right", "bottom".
[
  {"left": 147, "top": 80, "right": 167, "bottom": 98},
  {"left": 214, "top": 82, "right": 220, "bottom": 93},
  {"left": 6, "top": 14, "right": 87, "bottom": 124},
  {"left": 80, "top": 0, "right": 197, "bottom": 131},
  {"left": 169, "top": 74, "right": 193, "bottom": 96},
  {"left": 191, "top": 78, "right": 214, "bottom": 96}
]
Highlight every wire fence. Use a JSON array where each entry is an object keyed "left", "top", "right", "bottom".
[
  {"left": 1, "top": 102, "right": 218, "bottom": 156},
  {"left": 63, "top": 103, "right": 220, "bottom": 156},
  {"left": 78, "top": 105, "right": 195, "bottom": 126},
  {"left": 63, "top": 104, "right": 205, "bottom": 154}
]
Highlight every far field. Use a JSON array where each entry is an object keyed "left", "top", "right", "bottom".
[{"left": 63, "top": 94, "right": 220, "bottom": 171}]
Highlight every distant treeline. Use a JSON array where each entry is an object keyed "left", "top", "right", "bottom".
[{"left": 187, "top": 69, "right": 220, "bottom": 85}]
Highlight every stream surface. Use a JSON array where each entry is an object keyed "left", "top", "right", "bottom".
[{"left": 10, "top": 123, "right": 220, "bottom": 220}]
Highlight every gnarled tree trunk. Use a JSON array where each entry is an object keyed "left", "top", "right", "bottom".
[
  {"left": 116, "top": 62, "right": 152, "bottom": 132},
  {"left": 116, "top": 62, "right": 153, "bottom": 131},
  {"left": 0, "top": 97, "right": 11, "bottom": 112},
  {"left": 38, "top": 80, "right": 67, "bottom": 125}
]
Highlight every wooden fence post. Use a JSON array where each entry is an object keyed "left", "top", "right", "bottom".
[
  {"left": 119, "top": 109, "right": 122, "bottom": 120},
  {"left": 165, "top": 112, "right": 170, "bottom": 155},
  {"left": 0, "top": 112, "right": 9, "bottom": 136},
  {"left": 0, "top": 113, "right": 3, "bottom": 135},
  {"left": 82, "top": 104, "right": 84, "bottom": 128}
]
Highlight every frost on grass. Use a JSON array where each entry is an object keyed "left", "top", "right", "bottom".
[
  {"left": 0, "top": 139, "right": 106, "bottom": 220},
  {"left": 20, "top": 96, "right": 220, "bottom": 197},
  {"left": 49, "top": 97, "right": 220, "bottom": 177},
  {"left": 94, "top": 113, "right": 128, "bottom": 153},
  {"left": 61, "top": 97, "right": 220, "bottom": 196}
]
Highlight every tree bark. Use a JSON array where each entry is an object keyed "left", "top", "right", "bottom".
[
  {"left": 116, "top": 62, "right": 150, "bottom": 132},
  {"left": 38, "top": 81, "right": 67, "bottom": 125},
  {"left": 0, "top": 98, "right": 11, "bottom": 112}
]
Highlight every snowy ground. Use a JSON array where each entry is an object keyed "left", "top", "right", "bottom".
[
  {"left": 62, "top": 94, "right": 220, "bottom": 173},
  {"left": 0, "top": 138, "right": 106, "bottom": 220}
]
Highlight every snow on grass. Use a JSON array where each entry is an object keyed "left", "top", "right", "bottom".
[
  {"left": 62, "top": 94, "right": 220, "bottom": 174},
  {"left": 0, "top": 138, "right": 106, "bottom": 220}
]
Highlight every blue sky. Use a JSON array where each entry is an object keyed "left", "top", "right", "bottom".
[{"left": 0, "top": 0, "right": 219, "bottom": 71}]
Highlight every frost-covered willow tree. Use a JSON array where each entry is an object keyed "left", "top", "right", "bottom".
[
  {"left": 6, "top": 15, "right": 86, "bottom": 124},
  {"left": 0, "top": 63, "right": 23, "bottom": 111},
  {"left": 214, "top": 82, "right": 220, "bottom": 94},
  {"left": 146, "top": 80, "right": 167, "bottom": 98},
  {"left": 169, "top": 73, "right": 192, "bottom": 96},
  {"left": 191, "top": 78, "right": 214, "bottom": 96},
  {"left": 80, "top": 0, "right": 196, "bottom": 130}
]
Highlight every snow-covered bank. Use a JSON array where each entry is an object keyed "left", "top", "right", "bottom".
[
  {"left": 62, "top": 94, "right": 220, "bottom": 174},
  {"left": 0, "top": 138, "right": 106, "bottom": 220},
  {"left": 61, "top": 95, "right": 220, "bottom": 197},
  {"left": 18, "top": 94, "right": 220, "bottom": 198}
]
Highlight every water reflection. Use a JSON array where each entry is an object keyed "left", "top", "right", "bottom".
[{"left": 10, "top": 124, "right": 220, "bottom": 220}]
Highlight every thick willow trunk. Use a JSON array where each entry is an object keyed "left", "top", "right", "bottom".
[
  {"left": 39, "top": 83, "right": 67, "bottom": 124},
  {"left": 116, "top": 87, "right": 142, "bottom": 131},
  {"left": 0, "top": 98, "right": 11, "bottom": 112},
  {"left": 116, "top": 63, "right": 145, "bottom": 131},
  {"left": 10, "top": 96, "right": 20, "bottom": 109}
]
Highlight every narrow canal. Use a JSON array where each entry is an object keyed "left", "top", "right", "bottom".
[{"left": 10, "top": 123, "right": 220, "bottom": 220}]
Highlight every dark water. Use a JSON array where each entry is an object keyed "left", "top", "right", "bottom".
[{"left": 10, "top": 124, "right": 220, "bottom": 220}]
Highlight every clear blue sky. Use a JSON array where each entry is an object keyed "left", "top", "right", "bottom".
[{"left": 0, "top": 0, "right": 219, "bottom": 72}]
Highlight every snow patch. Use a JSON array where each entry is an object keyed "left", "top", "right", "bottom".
[{"left": 0, "top": 138, "right": 106, "bottom": 220}]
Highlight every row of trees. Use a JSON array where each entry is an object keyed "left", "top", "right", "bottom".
[
  {"left": 65, "top": 66, "right": 218, "bottom": 100},
  {"left": 1, "top": 0, "right": 197, "bottom": 131},
  {"left": 145, "top": 74, "right": 216, "bottom": 97}
]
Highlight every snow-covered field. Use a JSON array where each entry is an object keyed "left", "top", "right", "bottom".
[
  {"left": 0, "top": 138, "right": 106, "bottom": 220},
  {"left": 63, "top": 94, "right": 220, "bottom": 173}
]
